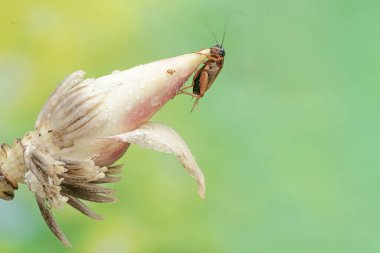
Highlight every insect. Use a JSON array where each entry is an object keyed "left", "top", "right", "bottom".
[{"left": 178, "top": 27, "right": 226, "bottom": 111}]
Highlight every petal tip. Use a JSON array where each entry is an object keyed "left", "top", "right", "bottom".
[
  {"left": 198, "top": 188, "right": 206, "bottom": 199},
  {"left": 197, "top": 48, "right": 210, "bottom": 55},
  {"left": 197, "top": 177, "right": 206, "bottom": 199}
]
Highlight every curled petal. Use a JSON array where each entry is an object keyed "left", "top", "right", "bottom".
[{"left": 105, "top": 122, "right": 206, "bottom": 198}]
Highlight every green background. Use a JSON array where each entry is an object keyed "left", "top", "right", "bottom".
[{"left": 1, "top": 0, "right": 380, "bottom": 252}]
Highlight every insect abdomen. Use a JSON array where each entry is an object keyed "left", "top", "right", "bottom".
[{"left": 192, "top": 65, "right": 206, "bottom": 96}]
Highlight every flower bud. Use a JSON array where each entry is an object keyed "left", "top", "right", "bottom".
[{"left": 0, "top": 49, "right": 210, "bottom": 246}]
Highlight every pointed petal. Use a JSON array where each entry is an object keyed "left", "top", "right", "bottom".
[
  {"left": 35, "top": 71, "right": 86, "bottom": 130},
  {"left": 64, "top": 194, "right": 103, "bottom": 220},
  {"left": 105, "top": 122, "right": 205, "bottom": 198},
  {"left": 35, "top": 196, "right": 72, "bottom": 247}
]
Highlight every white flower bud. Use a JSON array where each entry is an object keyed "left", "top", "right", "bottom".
[{"left": 0, "top": 49, "right": 210, "bottom": 247}]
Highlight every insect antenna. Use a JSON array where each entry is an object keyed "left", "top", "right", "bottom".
[
  {"left": 221, "top": 10, "right": 245, "bottom": 46},
  {"left": 221, "top": 17, "right": 229, "bottom": 46},
  {"left": 204, "top": 20, "right": 219, "bottom": 45}
]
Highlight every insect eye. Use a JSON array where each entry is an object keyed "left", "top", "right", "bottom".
[{"left": 220, "top": 50, "right": 225, "bottom": 56}]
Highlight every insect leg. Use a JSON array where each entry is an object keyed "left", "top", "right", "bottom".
[
  {"left": 177, "top": 84, "right": 194, "bottom": 94},
  {"left": 191, "top": 96, "right": 201, "bottom": 112},
  {"left": 180, "top": 90, "right": 199, "bottom": 97},
  {"left": 177, "top": 66, "right": 204, "bottom": 94},
  {"left": 194, "top": 52, "right": 216, "bottom": 61}
]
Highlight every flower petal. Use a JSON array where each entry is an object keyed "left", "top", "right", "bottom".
[
  {"left": 105, "top": 122, "right": 206, "bottom": 198},
  {"left": 35, "top": 50, "right": 210, "bottom": 166},
  {"left": 36, "top": 195, "right": 72, "bottom": 247}
]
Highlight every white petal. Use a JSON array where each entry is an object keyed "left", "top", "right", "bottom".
[
  {"left": 105, "top": 122, "right": 206, "bottom": 198},
  {"left": 35, "top": 50, "right": 210, "bottom": 166},
  {"left": 35, "top": 70, "right": 86, "bottom": 130}
]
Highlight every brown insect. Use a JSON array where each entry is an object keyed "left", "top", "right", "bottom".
[{"left": 179, "top": 31, "right": 226, "bottom": 111}]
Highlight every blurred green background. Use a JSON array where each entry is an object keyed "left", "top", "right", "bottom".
[{"left": 1, "top": 0, "right": 380, "bottom": 252}]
